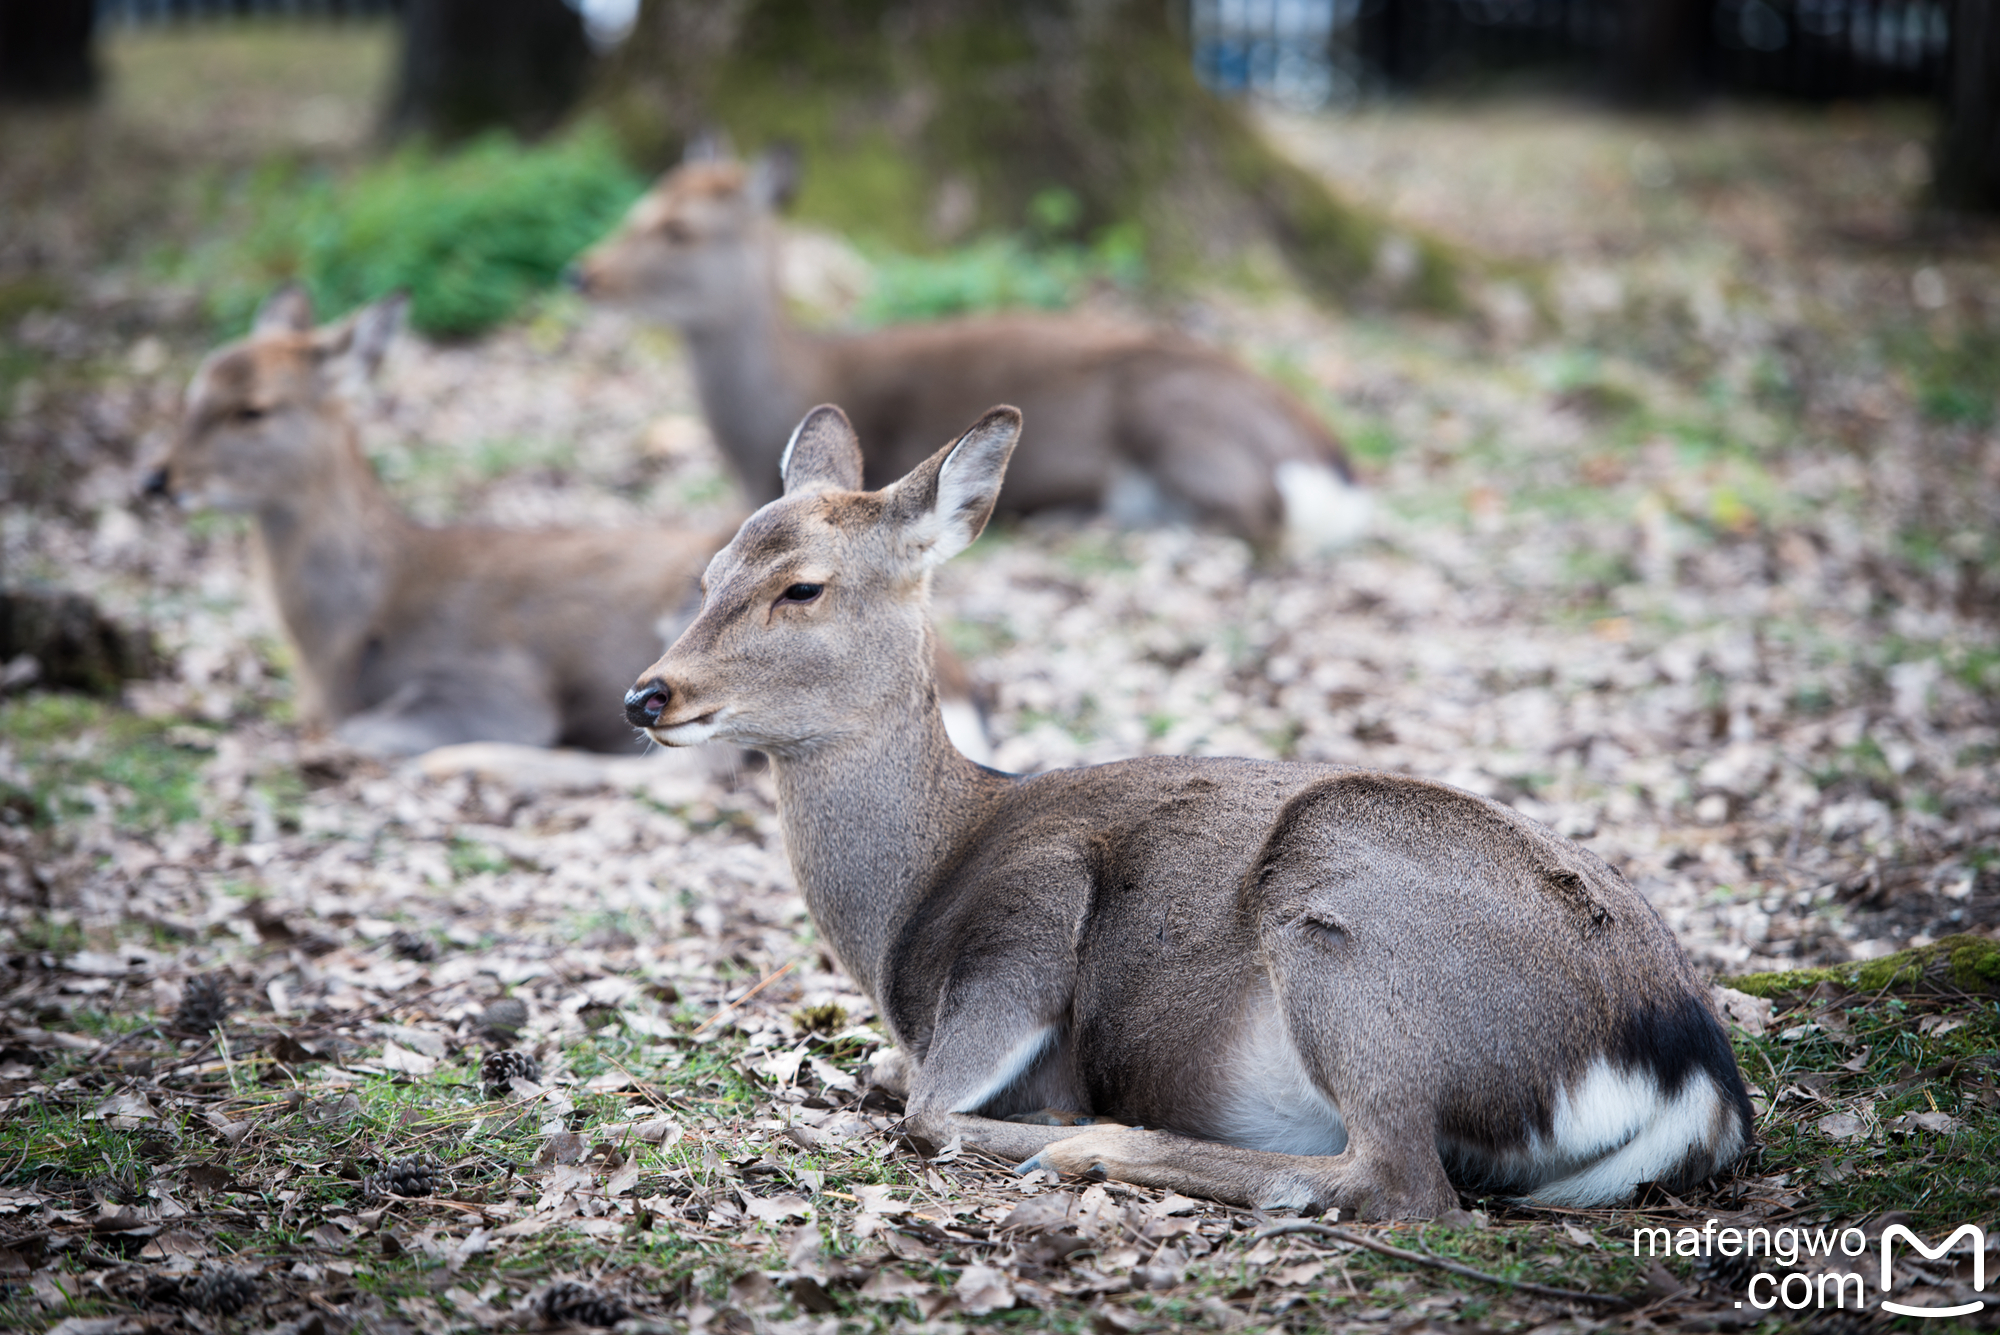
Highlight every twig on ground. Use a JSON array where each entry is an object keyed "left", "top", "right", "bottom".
[
  {"left": 1253, "top": 1220, "right": 1636, "bottom": 1310},
  {"left": 690, "top": 959, "right": 797, "bottom": 1036}
]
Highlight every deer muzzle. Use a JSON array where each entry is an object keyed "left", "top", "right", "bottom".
[{"left": 623, "top": 680, "right": 671, "bottom": 729}]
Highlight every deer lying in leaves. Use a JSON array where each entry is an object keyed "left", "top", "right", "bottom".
[
  {"left": 622, "top": 403, "right": 1753, "bottom": 1219},
  {"left": 146, "top": 289, "right": 989, "bottom": 757},
  {"left": 573, "top": 154, "right": 1370, "bottom": 558}
]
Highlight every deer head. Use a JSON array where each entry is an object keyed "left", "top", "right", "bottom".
[
  {"left": 570, "top": 152, "right": 796, "bottom": 330},
  {"left": 145, "top": 288, "right": 405, "bottom": 511},
  {"left": 624, "top": 403, "right": 1019, "bottom": 756}
]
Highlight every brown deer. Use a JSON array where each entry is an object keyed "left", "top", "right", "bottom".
[
  {"left": 621, "top": 404, "right": 1753, "bottom": 1219},
  {"left": 572, "top": 156, "right": 1370, "bottom": 557},
  {"left": 142, "top": 289, "right": 996, "bottom": 758}
]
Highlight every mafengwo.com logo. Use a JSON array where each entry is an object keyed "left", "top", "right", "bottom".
[{"left": 1633, "top": 1220, "right": 1988, "bottom": 1317}]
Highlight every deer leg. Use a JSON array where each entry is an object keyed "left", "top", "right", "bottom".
[
  {"left": 340, "top": 660, "right": 561, "bottom": 756},
  {"left": 900, "top": 970, "right": 1116, "bottom": 1161},
  {"left": 1020, "top": 1117, "right": 1457, "bottom": 1220}
]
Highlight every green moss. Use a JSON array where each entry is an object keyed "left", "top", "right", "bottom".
[
  {"left": 643, "top": 0, "right": 1459, "bottom": 308},
  {"left": 1725, "top": 933, "right": 2000, "bottom": 999},
  {"left": 1949, "top": 937, "right": 2000, "bottom": 990}
]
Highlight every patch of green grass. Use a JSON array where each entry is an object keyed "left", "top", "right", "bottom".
[
  {"left": 376, "top": 435, "right": 578, "bottom": 498},
  {"left": 1343, "top": 419, "right": 1401, "bottom": 467},
  {"left": 1726, "top": 984, "right": 2000, "bottom": 1231},
  {"left": 0, "top": 693, "right": 211, "bottom": 833},
  {"left": 857, "top": 225, "right": 1144, "bottom": 325},
  {"left": 940, "top": 615, "right": 1017, "bottom": 661},
  {"left": 1889, "top": 326, "right": 2000, "bottom": 427},
  {"left": 164, "top": 128, "right": 646, "bottom": 338},
  {"left": 445, "top": 836, "right": 513, "bottom": 881}
]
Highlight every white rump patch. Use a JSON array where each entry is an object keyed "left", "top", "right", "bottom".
[
  {"left": 1276, "top": 461, "right": 1372, "bottom": 556},
  {"left": 1512, "top": 1057, "right": 1737, "bottom": 1208}
]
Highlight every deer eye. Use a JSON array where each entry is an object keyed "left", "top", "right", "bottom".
[
  {"left": 779, "top": 583, "right": 823, "bottom": 604},
  {"left": 232, "top": 406, "right": 266, "bottom": 424},
  {"left": 660, "top": 219, "right": 695, "bottom": 244}
]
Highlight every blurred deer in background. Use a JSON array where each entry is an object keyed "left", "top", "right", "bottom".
[
  {"left": 144, "top": 289, "right": 995, "bottom": 758},
  {"left": 572, "top": 154, "right": 1370, "bottom": 558},
  {"left": 623, "top": 404, "right": 1753, "bottom": 1219}
]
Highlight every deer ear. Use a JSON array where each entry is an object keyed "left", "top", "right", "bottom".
[
  {"left": 682, "top": 127, "right": 732, "bottom": 165},
  {"left": 780, "top": 404, "right": 865, "bottom": 495},
  {"left": 315, "top": 293, "right": 407, "bottom": 385},
  {"left": 894, "top": 406, "right": 1020, "bottom": 567},
  {"left": 253, "top": 284, "right": 315, "bottom": 335},
  {"left": 747, "top": 144, "right": 800, "bottom": 211}
]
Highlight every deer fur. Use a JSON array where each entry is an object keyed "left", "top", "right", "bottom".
[
  {"left": 573, "top": 156, "right": 1370, "bottom": 556},
  {"left": 623, "top": 403, "right": 1754, "bottom": 1219}
]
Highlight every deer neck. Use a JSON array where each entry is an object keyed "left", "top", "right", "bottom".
[
  {"left": 249, "top": 417, "right": 407, "bottom": 719},
  {"left": 680, "top": 267, "right": 826, "bottom": 504},
  {"left": 767, "top": 659, "right": 1006, "bottom": 1004}
]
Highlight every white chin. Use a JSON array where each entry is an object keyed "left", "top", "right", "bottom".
[{"left": 649, "top": 719, "right": 719, "bottom": 748}]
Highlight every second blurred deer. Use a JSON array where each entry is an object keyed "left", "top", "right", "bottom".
[
  {"left": 573, "top": 154, "right": 1369, "bottom": 557},
  {"left": 145, "top": 289, "right": 992, "bottom": 758}
]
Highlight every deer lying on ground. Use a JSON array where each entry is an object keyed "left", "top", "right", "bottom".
[
  {"left": 572, "top": 156, "right": 1369, "bottom": 557},
  {"left": 143, "top": 289, "right": 993, "bottom": 758},
  {"left": 622, "top": 404, "right": 1753, "bottom": 1218}
]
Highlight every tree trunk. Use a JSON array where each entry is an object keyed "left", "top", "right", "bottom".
[
  {"left": 1612, "top": 0, "right": 1710, "bottom": 107},
  {"left": 590, "top": 0, "right": 1455, "bottom": 308},
  {"left": 0, "top": 0, "right": 97, "bottom": 103},
  {"left": 1934, "top": 0, "right": 2000, "bottom": 214},
  {"left": 388, "top": 0, "right": 593, "bottom": 142}
]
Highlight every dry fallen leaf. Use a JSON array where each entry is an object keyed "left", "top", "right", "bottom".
[
  {"left": 1890, "top": 1110, "right": 1961, "bottom": 1134},
  {"left": 1712, "top": 985, "right": 1773, "bottom": 1037},
  {"left": 87, "top": 1092, "right": 157, "bottom": 1123},
  {"left": 1000, "top": 1191, "right": 1077, "bottom": 1233},
  {"left": 378, "top": 1039, "right": 437, "bottom": 1077},
  {"left": 955, "top": 1263, "right": 1017, "bottom": 1314},
  {"left": 742, "top": 1192, "right": 812, "bottom": 1224},
  {"left": 1271, "top": 1260, "right": 1326, "bottom": 1287}
]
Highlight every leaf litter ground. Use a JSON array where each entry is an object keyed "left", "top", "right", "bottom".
[{"left": 3, "top": 35, "right": 1998, "bottom": 1335}]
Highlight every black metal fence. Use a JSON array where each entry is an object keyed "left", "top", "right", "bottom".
[
  {"left": 1193, "top": 0, "right": 1952, "bottom": 106},
  {"left": 97, "top": 0, "right": 403, "bottom": 20},
  {"left": 96, "top": 0, "right": 1954, "bottom": 103}
]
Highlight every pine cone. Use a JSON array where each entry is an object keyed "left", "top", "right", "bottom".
[
  {"left": 361, "top": 1153, "right": 441, "bottom": 1201},
  {"left": 174, "top": 973, "right": 229, "bottom": 1033},
  {"left": 189, "top": 1268, "right": 260, "bottom": 1316},
  {"left": 481, "top": 1048, "right": 541, "bottom": 1098},
  {"left": 387, "top": 929, "right": 437, "bottom": 962},
  {"left": 535, "top": 1280, "right": 627, "bottom": 1328}
]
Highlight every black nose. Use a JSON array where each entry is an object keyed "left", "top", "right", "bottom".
[
  {"left": 624, "top": 681, "right": 670, "bottom": 729},
  {"left": 141, "top": 466, "right": 170, "bottom": 499},
  {"left": 563, "top": 263, "right": 589, "bottom": 294}
]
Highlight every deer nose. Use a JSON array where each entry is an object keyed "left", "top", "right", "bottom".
[
  {"left": 624, "top": 680, "right": 671, "bottom": 729},
  {"left": 140, "top": 466, "right": 171, "bottom": 499},
  {"left": 563, "top": 262, "right": 591, "bottom": 294}
]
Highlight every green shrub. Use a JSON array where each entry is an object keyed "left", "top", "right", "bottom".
[
  {"left": 185, "top": 130, "right": 645, "bottom": 338},
  {"left": 858, "top": 221, "right": 1144, "bottom": 326}
]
